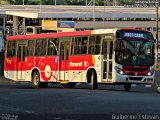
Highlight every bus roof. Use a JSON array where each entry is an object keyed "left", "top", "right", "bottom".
[
  {"left": 7, "top": 29, "right": 119, "bottom": 41},
  {"left": 7, "top": 28, "right": 150, "bottom": 41},
  {"left": 7, "top": 30, "right": 91, "bottom": 41},
  {"left": 119, "top": 28, "right": 151, "bottom": 33}
]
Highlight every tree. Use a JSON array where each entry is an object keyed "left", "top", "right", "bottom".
[
  {"left": 95, "top": 0, "right": 104, "bottom": 6},
  {"left": 41, "top": 0, "right": 55, "bottom": 5},
  {"left": 120, "top": 0, "right": 134, "bottom": 6},
  {"left": 64, "top": 0, "right": 85, "bottom": 5},
  {"left": 5, "top": 0, "right": 29, "bottom": 5}
]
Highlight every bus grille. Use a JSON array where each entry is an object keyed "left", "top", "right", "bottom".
[
  {"left": 123, "top": 66, "right": 149, "bottom": 72},
  {"left": 122, "top": 66, "right": 149, "bottom": 76},
  {"left": 129, "top": 77, "right": 143, "bottom": 81}
]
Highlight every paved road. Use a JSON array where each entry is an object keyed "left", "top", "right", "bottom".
[{"left": 0, "top": 82, "right": 159, "bottom": 120}]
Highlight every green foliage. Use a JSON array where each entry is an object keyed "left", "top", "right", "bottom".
[
  {"left": 5, "top": 0, "right": 29, "bottom": 5},
  {"left": 120, "top": 0, "right": 134, "bottom": 6},
  {"left": 95, "top": 0, "right": 106, "bottom": 6},
  {"left": 41, "top": 0, "right": 55, "bottom": 5},
  {"left": 27, "top": 1, "right": 38, "bottom": 5},
  {"left": 64, "top": 0, "right": 85, "bottom": 5},
  {"left": 4, "top": 0, "right": 135, "bottom": 6},
  {"left": 4, "top": 0, "right": 56, "bottom": 5}
]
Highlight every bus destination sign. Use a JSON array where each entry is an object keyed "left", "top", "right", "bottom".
[
  {"left": 124, "top": 32, "right": 144, "bottom": 38},
  {"left": 116, "top": 30, "right": 154, "bottom": 40}
]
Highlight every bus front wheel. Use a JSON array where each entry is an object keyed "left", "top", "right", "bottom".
[
  {"left": 124, "top": 84, "right": 131, "bottom": 91},
  {"left": 32, "top": 71, "right": 40, "bottom": 88}
]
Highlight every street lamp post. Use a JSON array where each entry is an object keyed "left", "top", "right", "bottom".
[
  {"left": 93, "top": 0, "right": 95, "bottom": 29},
  {"left": 155, "top": 0, "right": 159, "bottom": 68},
  {"left": 40, "top": 0, "right": 42, "bottom": 12},
  {"left": 55, "top": 0, "right": 56, "bottom": 6}
]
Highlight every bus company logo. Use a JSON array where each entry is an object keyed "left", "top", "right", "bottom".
[
  {"left": 6, "top": 58, "right": 12, "bottom": 65},
  {"left": 70, "top": 61, "right": 89, "bottom": 67},
  {"left": 134, "top": 72, "right": 138, "bottom": 76},
  {"left": 84, "top": 61, "right": 89, "bottom": 67},
  {"left": 70, "top": 62, "right": 83, "bottom": 67}
]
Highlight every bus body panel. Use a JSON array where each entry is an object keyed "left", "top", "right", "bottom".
[
  {"left": 4, "top": 57, "right": 17, "bottom": 80},
  {"left": 4, "top": 28, "right": 155, "bottom": 87},
  {"left": 113, "top": 63, "right": 154, "bottom": 84}
]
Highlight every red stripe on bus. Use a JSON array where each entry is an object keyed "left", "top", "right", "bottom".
[{"left": 7, "top": 31, "right": 92, "bottom": 41}]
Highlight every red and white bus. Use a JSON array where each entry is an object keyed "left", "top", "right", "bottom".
[{"left": 4, "top": 28, "right": 155, "bottom": 91}]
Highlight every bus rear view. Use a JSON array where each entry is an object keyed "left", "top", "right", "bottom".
[{"left": 114, "top": 29, "right": 155, "bottom": 91}]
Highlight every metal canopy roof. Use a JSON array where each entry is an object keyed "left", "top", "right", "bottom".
[{"left": 0, "top": 5, "right": 160, "bottom": 18}]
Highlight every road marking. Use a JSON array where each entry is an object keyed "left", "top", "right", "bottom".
[
  {"left": 131, "top": 84, "right": 137, "bottom": 87},
  {"left": 131, "top": 84, "right": 152, "bottom": 88},
  {"left": 145, "top": 85, "right": 151, "bottom": 88},
  {"left": 0, "top": 104, "right": 37, "bottom": 114}
]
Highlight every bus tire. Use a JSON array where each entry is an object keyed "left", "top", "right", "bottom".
[
  {"left": 124, "top": 84, "right": 131, "bottom": 91},
  {"left": 90, "top": 71, "right": 98, "bottom": 89},
  {"left": 32, "top": 71, "right": 40, "bottom": 88}
]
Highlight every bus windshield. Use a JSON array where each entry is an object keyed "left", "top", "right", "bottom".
[{"left": 115, "top": 39, "right": 154, "bottom": 66}]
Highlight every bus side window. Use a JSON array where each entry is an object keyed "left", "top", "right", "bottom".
[
  {"left": 27, "top": 40, "right": 35, "bottom": 56},
  {"left": 81, "top": 37, "right": 88, "bottom": 54},
  {"left": 88, "top": 35, "right": 100, "bottom": 55},
  {"left": 35, "top": 39, "right": 46, "bottom": 56},
  {"left": 60, "top": 44, "right": 64, "bottom": 60},
  {"left": 79, "top": 40, "right": 82, "bottom": 54},
  {"left": 74, "top": 37, "right": 81, "bottom": 55},
  {"left": 71, "top": 38, "right": 74, "bottom": 55},
  {"left": 95, "top": 36, "right": 100, "bottom": 54},
  {"left": 88, "top": 36, "right": 95, "bottom": 54},
  {"left": 42, "top": 40, "right": 47, "bottom": 55},
  {"left": 109, "top": 41, "right": 113, "bottom": 59},
  {"left": 7, "top": 41, "right": 16, "bottom": 58},
  {"left": 103, "top": 41, "right": 107, "bottom": 59},
  {"left": 47, "top": 39, "right": 59, "bottom": 56}
]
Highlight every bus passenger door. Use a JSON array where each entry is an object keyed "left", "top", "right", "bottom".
[
  {"left": 102, "top": 40, "right": 114, "bottom": 82},
  {"left": 17, "top": 44, "right": 26, "bottom": 80},
  {"left": 59, "top": 41, "right": 70, "bottom": 81}
]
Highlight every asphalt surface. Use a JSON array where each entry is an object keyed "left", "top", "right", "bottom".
[
  {"left": 0, "top": 81, "right": 160, "bottom": 120},
  {"left": 0, "top": 71, "right": 160, "bottom": 120}
]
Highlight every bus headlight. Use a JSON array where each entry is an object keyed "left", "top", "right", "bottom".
[
  {"left": 147, "top": 68, "right": 154, "bottom": 76},
  {"left": 115, "top": 66, "right": 124, "bottom": 75}
]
